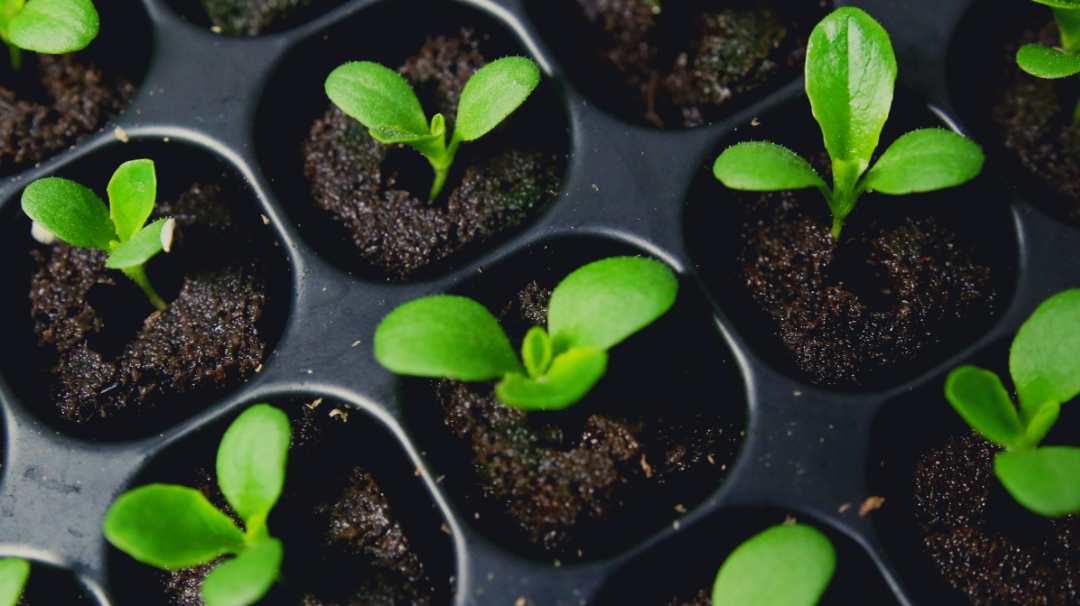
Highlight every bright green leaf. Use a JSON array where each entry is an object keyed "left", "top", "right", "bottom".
[
  {"left": 374, "top": 295, "right": 525, "bottom": 381},
  {"left": 522, "top": 326, "right": 552, "bottom": 379},
  {"left": 1033, "top": 0, "right": 1080, "bottom": 7},
  {"left": 104, "top": 217, "right": 169, "bottom": 269},
  {"left": 944, "top": 366, "right": 1024, "bottom": 449},
  {"left": 0, "top": 559, "right": 29, "bottom": 606},
  {"left": 712, "top": 524, "right": 836, "bottom": 606},
  {"left": 713, "top": 142, "right": 829, "bottom": 195},
  {"left": 217, "top": 405, "right": 290, "bottom": 531},
  {"left": 453, "top": 57, "right": 540, "bottom": 143},
  {"left": 104, "top": 484, "right": 245, "bottom": 570},
  {"left": 996, "top": 447, "right": 1080, "bottom": 517},
  {"left": 1010, "top": 289, "right": 1080, "bottom": 421},
  {"left": 21, "top": 177, "right": 116, "bottom": 250},
  {"left": 548, "top": 257, "right": 678, "bottom": 354},
  {"left": 496, "top": 347, "right": 607, "bottom": 410},
  {"left": 7, "top": 0, "right": 98, "bottom": 54},
  {"left": 107, "top": 159, "right": 157, "bottom": 243},
  {"left": 1016, "top": 44, "right": 1080, "bottom": 78},
  {"left": 860, "top": 129, "right": 984, "bottom": 194},
  {"left": 1022, "top": 400, "right": 1061, "bottom": 449},
  {"left": 200, "top": 539, "right": 282, "bottom": 606},
  {"left": 325, "top": 61, "right": 430, "bottom": 143}
]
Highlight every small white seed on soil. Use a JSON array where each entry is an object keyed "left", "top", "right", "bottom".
[
  {"left": 516, "top": 598, "right": 527, "bottom": 606},
  {"left": 329, "top": 408, "right": 348, "bottom": 421},
  {"left": 838, "top": 502, "right": 852, "bottom": 514},
  {"left": 261, "top": 214, "right": 269, "bottom": 225},
  {"left": 859, "top": 496, "right": 885, "bottom": 517},
  {"left": 674, "top": 504, "right": 687, "bottom": 513},
  {"left": 707, "top": 454, "right": 715, "bottom": 465},
  {"left": 254, "top": 364, "right": 263, "bottom": 373},
  {"left": 306, "top": 398, "right": 323, "bottom": 409},
  {"left": 591, "top": 183, "right": 599, "bottom": 191},
  {"left": 114, "top": 126, "right": 130, "bottom": 142},
  {"left": 436, "top": 475, "right": 445, "bottom": 483},
  {"left": 160, "top": 218, "right": 176, "bottom": 252},
  {"left": 414, "top": 466, "right": 423, "bottom": 477},
  {"left": 783, "top": 515, "right": 797, "bottom": 525},
  {"left": 211, "top": 25, "right": 222, "bottom": 33},
  {"left": 30, "top": 222, "right": 58, "bottom": 245},
  {"left": 554, "top": 559, "right": 561, "bottom": 567},
  {"left": 440, "top": 523, "right": 451, "bottom": 534},
  {"left": 351, "top": 340, "right": 362, "bottom": 348},
  {"left": 751, "top": 117, "right": 761, "bottom": 127},
  {"left": 640, "top": 453, "right": 652, "bottom": 478}
]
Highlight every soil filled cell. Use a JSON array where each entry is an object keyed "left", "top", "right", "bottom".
[{"left": 200, "top": 0, "right": 312, "bottom": 36}]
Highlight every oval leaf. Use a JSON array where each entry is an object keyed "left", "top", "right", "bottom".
[
  {"left": 1010, "top": 289, "right": 1080, "bottom": 420},
  {"left": 860, "top": 129, "right": 984, "bottom": 195},
  {"left": 104, "top": 217, "right": 169, "bottom": 269},
  {"left": 1016, "top": 44, "right": 1080, "bottom": 78},
  {"left": 217, "top": 405, "right": 291, "bottom": 530},
  {"left": 104, "top": 484, "right": 245, "bottom": 570},
  {"left": 8, "top": 0, "right": 98, "bottom": 54},
  {"left": 22, "top": 177, "right": 116, "bottom": 250},
  {"left": 108, "top": 159, "right": 157, "bottom": 243},
  {"left": 1023, "top": 400, "right": 1061, "bottom": 449},
  {"left": 0, "top": 559, "right": 29, "bottom": 606},
  {"left": 548, "top": 257, "right": 678, "bottom": 353},
  {"left": 1032, "top": 0, "right": 1080, "bottom": 7},
  {"left": 996, "top": 447, "right": 1080, "bottom": 517},
  {"left": 453, "top": 57, "right": 540, "bottom": 142},
  {"left": 522, "top": 325, "right": 552, "bottom": 379},
  {"left": 714, "top": 142, "right": 828, "bottom": 192},
  {"left": 496, "top": 347, "right": 608, "bottom": 411},
  {"left": 325, "top": 62, "right": 430, "bottom": 142},
  {"left": 945, "top": 366, "right": 1024, "bottom": 449},
  {"left": 200, "top": 539, "right": 283, "bottom": 606},
  {"left": 712, "top": 524, "right": 837, "bottom": 606},
  {"left": 375, "top": 295, "right": 524, "bottom": 381}
]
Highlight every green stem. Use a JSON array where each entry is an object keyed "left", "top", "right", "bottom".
[
  {"left": 831, "top": 215, "right": 844, "bottom": 241},
  {"left": 1074, "top": 80, "right": 1080, "bottom": 126},
  {"left": 122, "top": 265, "right": 167, "bottom": 311},
  {"left": 5, "top": 42, "right": 19, "bottom": 70},
  {"left": 1054, "top": 7, "right": 1080, "bottom": 54},
  {"left": 426, "top": 139, "right": 460, "bottom": 201}
]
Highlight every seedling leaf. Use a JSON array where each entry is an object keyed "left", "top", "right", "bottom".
[
  {"left": 7, "top": 0, "right": 98, "bottom": 54},
  {"left": 1033, "top": 0, "right": 1080, "bottom": 7},
  {"left": 105, "top": 217, "right": 169, "bottom": 269},
  {"left": 713, "top": 142, "right": 828, "bottom": 194},
  {"left": 103, "top": 484, "right": 246, "bottom": 569},
  {"left": 107, "top": 159, "right": 157, "bottom": 243},
  {"left": 200, "top": 539, "right": 282, "bottom": 606},
  {"left": 496, "top": 347, "right": 607, "bottom": 411},
  {"left": 712, "top": 524, "right": 836, "bottom": 606},
  {"left": 1016, "top": 44, "right": 1080, "bottom": 78},
  {"left": 945, "top": 366, "right": 1024, "bottom": 449},
  {"left": 454, "top": 57, "right": 541, "bottom": 142},
  {"left": 0, "top": 559, "right": 29, "bottom": 606},
  {"left": 374, "top": 295, "right": 525, "bottom": 381},
  {"left": 21, "top": 177, "right": 116, "bottom": 249},
  {"left": 522, "top": 326, "right": 553, "bottom": 379},
  {"left": 1022, "top": 400, "right": 1061, "bottom": 449},
  {"left": 325, "top": 62, "right": 430, "bottom": 141},
  {"left": 217, "top": 405, "right": 290, "bottom": 531},
  {"left": 860, "top": 129, "right": 985, "bottom": 194},
  {"left": 996, "top": 447, "right": 1080, "bottom": 517},
  {"left": 1010, "top": 289, "right": 1080, "bottom": 421}
]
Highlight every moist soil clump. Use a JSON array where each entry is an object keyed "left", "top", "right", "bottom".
[
  {"left": 436, "top": 282, "right": 742, "bottom": 556},
  {"left": 913, "top": 433, "right": 1080, "bottom": 606},
  {"left": 0, "top": 54, "right": 134, "bottom": 176},
  {"left": 30, "top": 183, "right": 267, "bottom": 424},
  {"left": 667, "top": 590, "right": 711, "bottom": 606},
  {"left": 160, "top": 406, "right": 443, "bottom": 606},
  {"left": 302, "top": 30, "right": 562, "bottom": 280},
  {"left": 200, "top": 0, "right": 313, "bottom": 36}
]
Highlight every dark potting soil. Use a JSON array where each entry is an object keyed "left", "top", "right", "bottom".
[
  {"left": 667, "top": 590, "right": 711, "bottom": 606},
  {"left": 913, "top": 433, "right": 1080, "bottom": 606},
  {"left": 29, "top": 183, "right": 266, "bottom": 424},
  {"left": 200, "top": 0, "right": 312, "bottom": 36},
  {"left": 569, "top": 0, "right": 817, "bottom": 128},
  {"left": 302, "top": 30, "right": 562, "bottom": 280},
  {"left": 0, "top": 53, "right": 134, "bottom": 176},
  {"left": 436, "top": 282, "right": 741, "bottom": 556},
  {"left": 160, "top": 406, "right": 442, "bottom": 606}
]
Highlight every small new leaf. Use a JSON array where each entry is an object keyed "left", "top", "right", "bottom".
[
  {"left": 995, "top": 447, "right": 1080, "bottom": 517},
  {"left": 217, "top": 405, "right": 290, "bottom": 533},
  {"left": 522, "top": 326, "right": 553, "bottom": 378},
  {"left": 105, "top": 217, "right": 169, "bottom": 269},
  {"left": 7, "top": 0, "right": 98, "bottom": 55},
  {"left": 107, "top": 159, "right": 157, "bottom": 243},
  {"left": 712, "top": 524, "right": 836, "bottom": 606},
  {"left": 200, "top": 539, "right": 283, "bottom": 606},
  {"left": 0, "top": 559, "right": 29, "bottom": 606},
  {"left": 496, "top": 347, "right": 608, "bottom": 411}
]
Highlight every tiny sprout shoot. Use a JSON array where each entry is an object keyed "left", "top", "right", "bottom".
[
  {"left": 946, "top": 289, "right": 1080, "bottom": 517},
  {"left": 0, "top": 0, "right": 98, "bottom": 70},
  {"left": 712, "top": 7, "right": 984, "bottom": 240},
  {"left": 712, "top": 524, "right": 836, "bottom": 606},
  {"left": 104, "top": 404, "right": 290, "bottom": 606},
  {"left": 325, "top": 56, "right": 541, "bottom": 201},
  {"left": 374, "top": 256, "right": 678, "bottom": 411},
  {"left": 22, "top": 159, "right": 174, "bottom": 311},
  {"left": 1017, "top": 0, "right": 1080, "bottom": 123},
  {"left": 0, "top": 559, "right": 29, "bottom": 606}
]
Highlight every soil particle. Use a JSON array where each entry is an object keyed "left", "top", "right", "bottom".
[
  {"left": 29, "top": 184, "right": 266, "bottom": 423},
  {"left": 200, "top": 0, "right": 312, "bottom": 36},
  {"left": 0, "top": 54, "right": 134, "bottom": 175},
  {"left": 914, "top": 433, "right": 1080, "bottom": 606},
  {"left": 302, "top": 30, "right": 562, "bottom": 280},
  {"left": 667, "top": 589, "right": 711, "bottom": 606}
]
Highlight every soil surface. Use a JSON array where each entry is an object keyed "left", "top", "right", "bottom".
[
  {"left": 668, "top": 590, "right": 711, "bottom": 606},
  {"left": 160, "top": 406, "right": 442, "bottom": 606},
  {"left": 0, "top": 53, "right": 134, "bottom": 176},
  {"left": 302, "top": 30, "right": 562, "bottom": 280},
  {"left": 201, "top": 0, "right": 312, "bottom": 36},
  {"left": 29, "top": 183, "right": 267, "bottom": 424},
  {"left": 914, "top": 433, "right": 1080, "bottom": 606},
  {"left": 436, "top": 282, "right": 742, "bottom": 556}
]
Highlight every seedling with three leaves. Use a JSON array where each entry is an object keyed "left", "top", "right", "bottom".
[
  {"left": 0, "top": 0, "right": 98, "bottom": 70},
  {"left": 21, "top": 159, "right": 175, "bottom": 311},
  {"left": 712, "top": 7, "right": 985, "bottom": 240},
  {"left": 1016, "top": 0, "right": 1080, "bottom": 123},
  {"left": 712, "top": 523, "right": 836, "bottom": 606},
  {"left": 104, "top": 404, "right": 291, "bottom": 606},
  {"left": 374, "top": 256, "right": 678, "bottom": 410},
  {"left": 325, "top": 55, "right": 541, "bottom": 200}
]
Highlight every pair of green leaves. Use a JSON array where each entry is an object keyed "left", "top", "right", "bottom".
[
  {"left": 104, "top": 404, "right": 291, "bottom": 606},
  {"left": 22, "top": 159, "right": 173, "bottom": 311},
  {"left": 712, "top": 524, "right": 836, "bottom": 606},
  {"left": 0, "top": 0, "right": 98, "bottom": 69},
  {"left": 325, "top": 56, "right": 541, "bottom": 200},
  {"left": 1016, "top": 1, "right": 1080, "bottom": 122},
  {"left": 0, "top": 559, "right": 28, "bottom": 606},
  {"left": 946, "top": 289, "right": 1080, "bottom": 517},
  {"left": 375, "top": 256, "right": 678, "bottom": 410},
  {"left": 712, "top": 7, "right": 984, "bottom": 240}
]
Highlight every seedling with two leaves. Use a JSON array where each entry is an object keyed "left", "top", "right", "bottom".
[
  {"left": 946, "top": 289, "right": 1080, "bottom": 517},
  {"left": 713, "top": 7, "right": 984, "bottom": 240},
  {"left": 1016, "top": 0, "right": 1080, "bottom": 123},
  {"left": 375, "top": 256, "right": 678, "bottom": 410},
  {"left": 712, "top": 523, "right": 835, "bottom": 606},
  {"left": 21, "top": 159, "right": 175, "bottom": 311},
  {"left": 0, "top": 0, "right": 98, "bottom": 70},
  {"left": 325, "top": 55, "right": 540, "bottom": 200},
  {"left": 104, "top": 404, "right": 291, "bottom": 606}
]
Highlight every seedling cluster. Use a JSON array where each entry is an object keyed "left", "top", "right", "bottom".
[
  {"left": 712, "top": 523, "right": 836, "bottom": 606},
  {"left": 712, "top": 7, "right": 985, "bottom": 240},
  {"left": 0, "top": 0, "right": 98, "bottom": 69},
  {"left": 1016, "top": 0, "right": 1080, "bottom": 123}
]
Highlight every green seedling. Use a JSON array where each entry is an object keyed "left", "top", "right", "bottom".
[
  {"left": 712, "top": 523, "right": 836, "bottom": 606},
  {"left": 325, "top": 56, "right": 541, "bottom": 201},
  {"left": 712, "top": 7, "right": 985, "bottom": 240},
  {"left": 0, "top": 559, "right": 29, "bottom": 606},
  {"left": 946, "top": 289, "right": 1080, "bottom": 517},
  {"left": 104, "top": 404, "right": 290, "bottom": 606},
  {"left": 0, "top": 0, "right": 98, "bottom": 70},
  {"left": 22, "top": 159, "right": 174, "bottom": 311},
  {"left": 1016, "top": 1, "right": 1080, "bottom": 123},
  {"left": 374, "top": 256, "right": 678, "bottom": 411}
]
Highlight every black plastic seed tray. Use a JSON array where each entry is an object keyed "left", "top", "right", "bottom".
[{"left": 0, "top": 0, "right": 1076, "bottom": 604}]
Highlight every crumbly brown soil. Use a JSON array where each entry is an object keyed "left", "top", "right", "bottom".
[
  {"left": 437, "top": 283, "right": 741, "bottom": 555},
  {"left": 570, "top": 0, "right": 817, "bottom": 127},
  {"left": 302, "top": 30, "right": 562, "bottom": 280},
  {"left": 200, "top": 0, "right": 312, "bottom": 36},
  {"left": 29, "top": 184, "right": 266, "bottom": 424},
  {"left": 667, "top": 590, "right": 711, "bottom": 606},
  {"left": 914, "top": 433, "right": 1080, "bottom": 606},
  {"left": 161, "top": 406, "right": 441, "bottom": 606},
  {"left": 0, "top": 53, "right": 134, "bottom": 175}
]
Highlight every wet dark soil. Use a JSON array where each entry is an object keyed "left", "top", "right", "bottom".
[
  {"left": 667, "top": 590, "right": 711, "bottom": 606},
  {"left": 302, "top": 30, "right": 562, "bottom": 280},
  {"left": 0, "top": 53, "right": 134, "bottom": 176},
  {"left": 29, "top": 183, "right": 267, "bottom": 424},
  {"left": 200, "top": 0, "right": 312, "bottom": 36},
  {"left": 914, "top": 433, "right": 1080, "bottom": 606}
]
